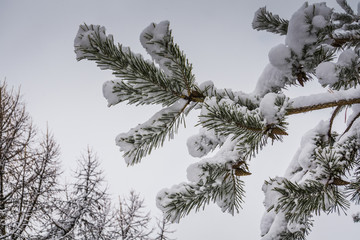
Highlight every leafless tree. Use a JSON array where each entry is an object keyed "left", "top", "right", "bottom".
[
  {"left": 0, "top": 81, "right": 60, "bottom": 239},
  {"left": 115, "top": 191, "right": 153, "bottom": 240},
  {"left": 41, "top": 148, "right": 115, "bottom": 240},
  {"left": 0, "top": 81, "right": 175, "bottom": 239},
  {"left": 154, "top": 217, "right": 175, "bottom": 240}
]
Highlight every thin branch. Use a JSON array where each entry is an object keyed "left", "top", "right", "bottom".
[
  {"left": 328, "top": 105, "right": 343, "bottom": 139},
  {"left": 286, "top": 97, "right": 360, "bottom": 116},
  {"left": 340, "top": 111, "right": 360, "bottom": 138}
]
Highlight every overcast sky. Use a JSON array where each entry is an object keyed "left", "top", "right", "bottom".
[{"left": 1, "top": 0, "right": 360, "bottom": 239}]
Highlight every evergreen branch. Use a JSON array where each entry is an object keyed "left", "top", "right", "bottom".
[
  {"left": 117, "top": 101, "right": 189, "bottom": 165},
  {"left": 252, "top": 7, "right": 289, "bottom": 35},
  {"left": 201, "top": 99, "right": 288, "bottom": 159},
  {"left": 274, "top": 179, "right": 349, "bottom": 223},
  {"left": 346, "top": 157, "right": 360, "bottom": 204},
  {"left": 140, "top": 21, "right": 201, "bottom": 100},
  {"left": 336, "top": 0, "right": 354, "bottom": 15},
  {"left": 286, "top": 96, "right": 360, "bottom": 116},
  {"left": 74, "top": 24, "right": 184, "bottom": 106},
  {"left": 279, "top": 216, "right": 313, "bottom": 240},
  {"left": 203, "top": 84, "right": 259, "bottom": 110},
  {"left": 348, "top": 179, "right": 360, "bottom": 204},
  {"left": 200, "top": 100, "right": 268, "bottom": 158},
  {"left": 331, "top": 30, "right": 360, "bottom": 48},
  {"left": 159, "top": 162, "right": 245, "bottom": 222},
  {"left": 303, "top": 46, "right": 336, "bottom": 75}
]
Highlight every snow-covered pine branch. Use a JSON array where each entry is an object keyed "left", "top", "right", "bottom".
[{"left": 75, "top": 0, "right": 360, "bottom": 239}]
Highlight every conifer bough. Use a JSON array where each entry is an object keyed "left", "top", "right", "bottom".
[{"left": 75, "top": 1, "right": 360, "bottom": 239}]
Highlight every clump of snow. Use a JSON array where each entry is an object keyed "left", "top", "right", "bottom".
[
  {"left": 198, "top": 80, "right": 215, "bottom": 97},
  {"left": 156, "top": 184, "right": 187, "bottom": 223},
  {"left": 316, "top": 62, "right": 337, "bottom": 86},
  {"left": 268, "top": 44, "right": 291, "bottom": 72},
  {"left": 312, "top": 15, "right": 328, "bottom": 28},
  {"left": 186, "top": 162, "right": 205, "bottom": 183},
  {"left": 252, "top": 64, "right": 288, "bottom": 97},
  {"left": 187, "top": 128, "right": 225, "bottom": 158},
  {"left": 140, "top": 21, "right": 172, "bottom": 75},
  {"left": 102, "top": 80, "right": 122, "bottom": 107},
  {"left": 259, "top": 93, "right": 288, "bottom": 124},
  {"left": 285, "top": 3, "right": 332, "bottom": 55},
  {"left": 260, "top": 211, "right": 276, "bottom": 237},
  {"left": 74, "top": 24, "right": 108, "bottom": 60},
  {"left": 251, "top": 7, "right": 264, "bottom": 29},
  {"left": 338, "top": 49, "right": 358, "bottom": 66},
  {"left": 260, "top": 177, "right": 288, "bottom": 239},
  {"left": 116, "top": 99, "right": 187, "bottom": 164},
  {"left": 317, "top": 48, "right": 359, "bottom": 88}
]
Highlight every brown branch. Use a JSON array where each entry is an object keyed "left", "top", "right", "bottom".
[
  {"left": 286, "top": 97, "right": 360, "bottom": 116},
  {"left": 328, "top": 106, "right": 343, "bottom": 139},
  {"left": 340, "top": 111, "right": 360, "bottom": 138}
]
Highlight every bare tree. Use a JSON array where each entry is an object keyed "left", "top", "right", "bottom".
[
  {"left": 42, "top": 148, "right": 115, "bottom": 240},
  {"left": 0, "top": 81, "right": 175, "bottom": 239},
  {"left": 154, "top": 217, "right": 175, "bottom": 240},
  {"left": 0, "top": 81, "right": 60, "bottom": 239},
  {"left": 115, "top": 191, "right": 153, "bottom": 240}
]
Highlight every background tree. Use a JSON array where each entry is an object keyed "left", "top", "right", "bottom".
[
  {"left": 115, "top": 191, "right": 153, "bottom": 240},
  {"left": 41, "top": 148, "right": 175, "bottom": 240},
  {"left": 74, "top": 0, "right": 360, "bottom": 239},
  {"left": 0, "top": 81, "right": 175, "bottom": 239},
  {"left": 0, "top": 81, "right": 61, "bottom": 239},
  {"left": 41, "top": 147, "right": 115, "bottom": 240},
  {"left": 153, "top": 217, "right": 175, "bottom": 240}
]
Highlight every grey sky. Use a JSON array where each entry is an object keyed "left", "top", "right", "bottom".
[{"left": 1, "top": 0, "right": 360, "bottom": 239}]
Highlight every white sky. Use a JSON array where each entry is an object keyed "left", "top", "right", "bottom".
[{"left": 1, "top": 0, "right": 360, "bottom": 239}]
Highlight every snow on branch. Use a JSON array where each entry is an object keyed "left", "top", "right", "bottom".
[{"left": 116, "top": 100, "right": 188, "bottom": 165}]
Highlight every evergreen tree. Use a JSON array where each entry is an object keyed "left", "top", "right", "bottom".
[{"left": 74, "top": 1, "right": 360, "bottom": 239}]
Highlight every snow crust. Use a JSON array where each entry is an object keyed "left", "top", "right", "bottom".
[
  {"left": 187, "top": 128, "right": 226, "bottom": 158},
  {"left": 140, "top": 21, "right": 172, "bottom": 76},
  {"left": 317, "top": 49, "right": 359, "bottom": 87},
  {"left": 116, "top": 99, "right": 187, "bottom": 164},
  {"left": 291, "top": 87, "right": 360, "bottom": 110},
  {"left": 74, "top": 24, "right": 108, "bottom": 60},
  {"left": 268, "top": 44, "right": 291, "bottom": 72},
  {"left": 102, "top": 80, "right": 122, "bottom": 107},
  {"left": 259, "top": 93, "right": 288, "bottom": 124},
  {"left": 156, "top": 137, "right": 246, "bottom": 222},
  {"left": 316, "top": 62, "right": 337, "bottom": 86},
  {"left": 252, "top": 64, "right": 288, "bottom": 97},
  {"left": 285, "top": 2, "right": 332, "bottom": 56}
]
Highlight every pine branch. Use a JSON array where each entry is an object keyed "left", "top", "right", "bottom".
[
  {"left": 274, "top": 179, "right": 349, "bottom": 223},
  {"left": 117, "top": 101, "right": 188, "bottom": 165},
  {"left": 200, "top": 100, "right": 268, "bottom": 158},
  {"left": 140, "top": 22, "right": 197, "bottom": 97},
  {"left": 279, "top": 216, "right": 313, "bottom": 240},
  {"left": 158, "top": 162, "right": 245, "bottom": 222},
  {"left": 75, "top": 24, "right": 185, "bottom": 107},
  {"left": 336, "top": 0, "right": 354, "bottom": 15},
  {"left": 252, "top": 7, "right": 289, "bottom": 35},
  {"left": 331, "top": 29, "right": 360, "bottom": 48}
]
